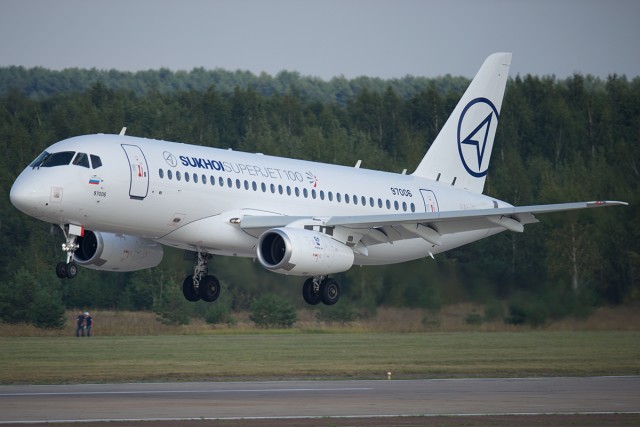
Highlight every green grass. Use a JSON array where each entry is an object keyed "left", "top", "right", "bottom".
[{"left": 1, "top": 331, "right": 639, "bottom": 384}]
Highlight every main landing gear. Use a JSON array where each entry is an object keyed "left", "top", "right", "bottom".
[
  {"left": 182, "top": 251, "right": 221, "bottom": 302},
  {"left": 55, "top": 225, "right": 80, "bottom": 279},
  {"left": 302, "top": 276, "right": 340, "bottom": 306},
  {"left": 181, "top": 252, "right": 341, "bottom": 306}
]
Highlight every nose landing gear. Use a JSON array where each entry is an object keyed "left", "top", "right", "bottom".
[{"left": 55, "top": 224, "right": 81, "bottom": 279}]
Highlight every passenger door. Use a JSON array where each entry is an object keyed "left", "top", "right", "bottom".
[{"left": 121, "top": 144, "right": 149, "bottom": 200}]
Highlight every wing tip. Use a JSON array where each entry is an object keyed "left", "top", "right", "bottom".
[{"left": 587, "top": 200, "right": 628, "bottom": 207}]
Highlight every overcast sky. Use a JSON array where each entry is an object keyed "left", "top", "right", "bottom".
[{"left": 0, "top": 0, "right": 638, "bottom": 80}]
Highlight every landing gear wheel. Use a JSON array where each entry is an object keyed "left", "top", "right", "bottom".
[
  {"left": 302, "top": 278, "right": 321, "bottom": 305},
  {"left": 56, "top": 262, "right": 68, "bottom": 279},
  {"left": 182, "top": 275, "right": 200, "bottom": 302},
  {"left": 320, "top": 278, "right": 340, "bottom": 305},
  {"left": 198, "top": 275, "right": 221, "bottom": 302},
  {"left": 65, "top": 262, "right": 78, "bottom": 279}
]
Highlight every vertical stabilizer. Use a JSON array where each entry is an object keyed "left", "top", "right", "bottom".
[{"left": 412, "top": 52, "right": 511, "bottom": 193}]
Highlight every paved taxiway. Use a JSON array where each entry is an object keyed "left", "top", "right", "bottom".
[{"left": 1, "top": 376, "right": 639, "bottom": 423}]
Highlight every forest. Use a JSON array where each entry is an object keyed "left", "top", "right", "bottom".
[{"left": 0, "top": 66, "right": 638, "bottom": 328}]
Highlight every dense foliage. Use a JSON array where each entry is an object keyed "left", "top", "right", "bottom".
[{"left": 0, "top": 67, "right": 638, "bottom": 327}]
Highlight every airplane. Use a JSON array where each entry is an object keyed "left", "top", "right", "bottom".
[{"left": 9, "top": 52, "right": 626, "bottom": 306}]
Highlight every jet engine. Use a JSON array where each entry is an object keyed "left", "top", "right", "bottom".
[
  {"left": 257, "top": 228, "right": 354, "bottom": 276},
  {"left": 73, "top": 230, "right": 163, "bottom": 271}
]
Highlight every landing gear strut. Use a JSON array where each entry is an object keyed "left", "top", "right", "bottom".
[
  {"left": 55, "top": 224, "right": 80, "bottom": 279},
  {"left": 182, "top": 251, "right": 221, "bottom": 303},
  {"left": 302, "top": 276, "right": 340, "bottom": 306}
]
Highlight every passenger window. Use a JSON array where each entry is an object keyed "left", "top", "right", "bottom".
[
  {"left": 90, "top": 154, "right": 102, "bottom": 169},
  {"left": 312, "top": 189, "right": 316, "bottom": 199},
  {"left": 193, "top": 173, "right": 198, "bottom": 183},
  {"left": 386, "top": 200, "right": 391, "bottom": 209},
  {"left": 337, "top": 193, "right": 341, "bottom": 203},
  {"left": 287, "top": 186, "right": 292, "bottom": 196},
  {"left": 167, "top": 170, "right": 173, "bottom": 180},
  {"left": 345, "top": 194, "right": 350, "bottom": 204},
  {"left": 252, "top": 181, "right": 257, "bottom": 191},
  {"left": 303, "top": 188, "right": 308, "bottom": 198},
  {"left": 278, "top": 185, "right": 283, "bottom": 195},
  {"left": 410, "top": 203, "right": 416, "bottom": 213},
  {"left": 328, "top": 192, "right": 333, "bottom": 201},
  {"left": 319, "top": 190, "right": 325, "bottom": 200},
  {"left": 361, "top": 196, "right": 366, "bottom": 206},
  {"left": 219, "top": 177, "right": 224, "bottom": 187},
  {"left": 227, "top": 178, "right": 232, "bottom": 187},
  {"left": 202, "top": 174, "right": 207, "bottom": 184},
  {"left": 270, "top": 184, "right": 275, "bottom": 193},
  {"left": 394, "top": 201, "right": 399, "bottom": 211},
  {"left": 261, "top": 183, "right": 267, "bottom": 192},
  {"left": 159, "top": 169, "right": 164, "bottom": 179},
  {"left": 244, "top": 180, "right": 249, "bottom": 190},
  {"left": 236, "top": 179, "right": 241, "bottom": 189},
  {"left": 370, "top": 197, "right": 374, "bottom": 207},
  {"left": 176, "top": 171, "right": 181, "bottom": 181},
  {"left": 353, "top": 195, "right": 358, "bottom": 205},
  {"left": 402, "top": 201, "right": 407, "bottom": 212},
  {"left": 210, "top": 175, "right": 215, "bottom": 185},
  {"left": 295, "top": 187, "right": 300, "bottom": 197},
  {"left": 185, "top": 173, "right": 190, "bottom": 182},
  {"left": 377, "top": 198, "right": 382, "bottom": 208}
]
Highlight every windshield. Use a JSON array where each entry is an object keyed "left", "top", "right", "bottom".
[
  {"left": 40, "top": 151, "right": 76, "bottom": 167},
  {"left": 29, "top": 151, "right": 50, "bottom": 168}
]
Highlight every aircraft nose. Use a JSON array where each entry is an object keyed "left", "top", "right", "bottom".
[{"left": 10, "top": 172, "right": 45, "bottom": 215}]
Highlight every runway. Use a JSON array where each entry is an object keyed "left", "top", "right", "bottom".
[{"left": 0, "top": 376, "right": 639, "bottom": 423}]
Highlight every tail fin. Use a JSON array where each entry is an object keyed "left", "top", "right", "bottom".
[{"left": 412, "top": 52, "right": 512, "bottom": 193}]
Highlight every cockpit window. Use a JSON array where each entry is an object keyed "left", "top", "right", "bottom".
[
  {"left": 40, "top": 151, "right": 76, "bottom": 167},
  {"left": 72, "top": 152, "right": 90, "bottom": 168},
  {"left": 30, "top": 151, "right": 51, "bottom": 168},
  {"left": 90, "top": 154, "right": 102, "bottom": 169}
]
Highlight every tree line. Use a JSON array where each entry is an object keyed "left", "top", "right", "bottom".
[
  {"left": 0, "top": 68, "right": 638, "bottom": 328},
  {"left": 0, "top": 66, "right": 469, "bottom": 105}
]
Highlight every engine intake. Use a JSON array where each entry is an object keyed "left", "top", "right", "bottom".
[
  {"left": 257, "top": 228, "right": 354, "bottom": 276},
  {"left": 74, "top": 230, "right": 163, "bottom": 271}
]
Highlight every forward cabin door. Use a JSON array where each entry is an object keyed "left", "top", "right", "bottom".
[{"left": 121, "top": 144, "right": 149, "bottom": 200}]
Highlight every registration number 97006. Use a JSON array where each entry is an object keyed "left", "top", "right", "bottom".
[{"left": 390, "top": 187, "right": 412, "bottom": 197}]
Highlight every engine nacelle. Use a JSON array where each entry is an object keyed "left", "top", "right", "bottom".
[
  {"left": 74, "top": 231, "right": 163, "bottom": 272},
  {"left": 257, "top": 228, "right": 354, "bottom": 276}
]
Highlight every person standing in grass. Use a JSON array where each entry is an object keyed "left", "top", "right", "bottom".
[
  {"left": 75, "top": 312, "right": 85, "bottom": 337},
  {"left": 84, "top": 312, "right": 93, "bottom": 337}
]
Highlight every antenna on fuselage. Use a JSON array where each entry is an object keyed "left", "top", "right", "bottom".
[{"left": 119, "top": 127, "right": 127, "bottom": 136}]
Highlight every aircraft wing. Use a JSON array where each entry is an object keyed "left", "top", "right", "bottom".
[{"left": 239, "top": 201, "right": 627, "bottom": 246}]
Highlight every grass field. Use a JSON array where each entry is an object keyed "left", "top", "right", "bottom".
[{"left": 1, "top": 331, "right": 638, "bottom": 384}]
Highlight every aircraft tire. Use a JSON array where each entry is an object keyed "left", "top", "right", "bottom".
[
  {"left": 65, "top": 262, "right": 78, "bottom": 279},
  {"left": 320, "top": 278, "right": 340, "bottom": 305},
  {"left": 182, "top": 275, "right": 200, "bottom": 302},
  {"left": 199, "top": 275, "right": 221, "bottom": 302},
  {"left": 55, "top": 262, "right": 68, "bottom": 279},
  {"left": 302, "top": 278, "right": 321, "bottom": 305}
]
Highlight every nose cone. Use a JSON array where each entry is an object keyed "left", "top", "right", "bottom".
[{"left": 10, "top": 171, "right": 46, "bottom": 216}]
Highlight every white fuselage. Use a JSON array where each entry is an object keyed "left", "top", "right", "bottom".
[{"left": 10, "top": 134, "right": 511, "bottom": 266}]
